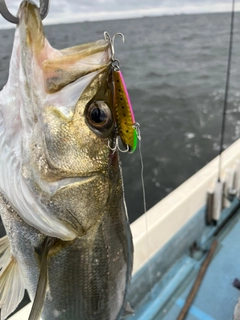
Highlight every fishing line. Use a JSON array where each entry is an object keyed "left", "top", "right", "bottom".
[
  {"left": 217, "top": 0, "right": 235, "bottom": 182},
  {"left": 134, "top": 123, "right": 154, "bottom": 297},
  {"left": 106, "top": 31, "right": 154, "bottom": 297},
  {"left": 134, "top": 123, "right": 147, "bottom": 214}
]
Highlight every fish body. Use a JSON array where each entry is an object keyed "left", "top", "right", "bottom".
[{"left": 0, "top": 1, "right": 133, "bottom": 319}]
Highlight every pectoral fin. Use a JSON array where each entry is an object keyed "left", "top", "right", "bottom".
[
  {"left": 0, "top": 236, "right": 10, "bottom": 271},
  {"left": 0, "top": 236, "right": 25, "bottom": 320},
  {"left": 28, "top": 237, "right": 56, "bottom": 320}
]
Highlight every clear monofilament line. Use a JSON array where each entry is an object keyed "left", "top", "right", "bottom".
[
  {"left": 139, "top": 140, "right": 147, "bottom": 217},
  {"left": 135, "top": 123, "right": 154, "bottom": 298}
]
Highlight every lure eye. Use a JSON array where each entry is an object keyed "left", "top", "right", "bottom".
[{"left": 86, "top": 101, "right": 113, "bottom": 136}]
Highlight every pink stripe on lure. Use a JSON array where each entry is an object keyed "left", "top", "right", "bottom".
[
  {"left": 113, "top": 70, "right": 137, "bottom": 153},
  {"left": 119, "top": 71, "right": 135, "bottom": 122}
]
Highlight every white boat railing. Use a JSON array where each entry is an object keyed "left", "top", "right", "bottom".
[{"left": 131, "top": 138, "right": 240, "bottom": 274}]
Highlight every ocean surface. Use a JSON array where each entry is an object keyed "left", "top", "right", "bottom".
[{"left": 1, "top": 12, "right": 240, "bottom": 223}]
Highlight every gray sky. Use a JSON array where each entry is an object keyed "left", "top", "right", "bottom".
[{"left": 0, "top": 0, "right": 239, "bottom": 29}]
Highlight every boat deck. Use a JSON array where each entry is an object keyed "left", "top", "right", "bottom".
[
  {"left": 162, "top": 209, "right": 240, "bottom": 320},
  {"left": 127, "top": 199, "right": 240, "bottom": 320}
]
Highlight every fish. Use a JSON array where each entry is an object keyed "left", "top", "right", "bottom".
[{"left": 0, "top": 1, "right": 133, "bottom": 319}]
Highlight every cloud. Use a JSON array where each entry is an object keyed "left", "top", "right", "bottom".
[{"left": 0, "top": 0, "right": 239, "bottom": 29}]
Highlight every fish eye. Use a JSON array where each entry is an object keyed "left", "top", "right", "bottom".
[
  {"left": 85, "top": 101, "right": 113, "bottom": 136},
  {"left": 90, "top": 105, "right": 107, "bottom": 124}
]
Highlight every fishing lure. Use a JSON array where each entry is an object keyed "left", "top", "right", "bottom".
[{"left": 104, "top": 32, "right": 138, "bottom": 153}]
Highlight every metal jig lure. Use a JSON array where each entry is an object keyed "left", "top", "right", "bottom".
[
  {"left": 0, "top": 0, "right": 50, "bottom": 24},
  {"left": 104, "top": 31, "right": 138, "bottom": 154}
]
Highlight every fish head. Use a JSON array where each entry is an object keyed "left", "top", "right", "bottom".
[
  {"left": 18, "top": 1, "right": 115, "bottom": 177},
  {"left": 0, "top": 1, "right": 122, "bottom": 240}
]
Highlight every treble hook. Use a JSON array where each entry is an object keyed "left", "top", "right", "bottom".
[
  {"left": 104, "top": 31, "right": 124, "bottom": 62},
  {"left": 0, "top": 0, "right": 50, "bottom": 24},
  {"left": 108, "top": 137, "right": 130, "bottom": 154}
]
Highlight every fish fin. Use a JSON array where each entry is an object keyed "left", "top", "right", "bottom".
[
  {"left": 0, "top": 255, "right": 25, "bottom": 320},
  {"left": 0, "top": 236, "right": 11, "bottom": 272},
  {"left": 28, "top": 237, "right": 55, "bottom": 320},
  {"left": 121, "top": 302, "right": 134, "bottom": 318}
]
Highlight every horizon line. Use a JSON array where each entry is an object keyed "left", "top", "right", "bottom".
[{"left": 0, "top": 5, "right": 239, "bottom": 30}]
